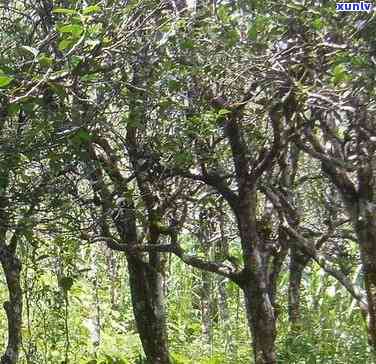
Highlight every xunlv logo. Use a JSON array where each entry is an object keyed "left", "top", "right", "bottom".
[{"left": 336, "top": 2, "right": 374, "bottom": 11}]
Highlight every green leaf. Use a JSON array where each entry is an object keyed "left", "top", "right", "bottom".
[
  {"left": 76, "top": 129, "right": 92, "bottom": 142},
  {"left": 58, "top": 24, "right": 83, "bottom": 37},
  {"left": 69, "top": 129, "right": 93, "bottom": 146},
  {"left": 350, "top": 55, "right": 368, "bottom": 67},
  {"left": 312, "top": 18, "right": 325, "bottom": 31},
  {"left": 38, "top": 54, "right": 54, "bottom": 67},
  {"left": 22, "top": 102, "right": 35, "bottom": 113},
  {"left": 174, "top": 151, "right": 192, "bottom": 166},
  {"left": 83, "top": 4, "right": 101, "bottom": 15},
  {"left": 248, "top": 15, "right": 269, "bottom": 41},
  {"left": 52, "top": 8, "right": 78, "bottom": 15},
  {"left": 180, "top": 38, "right": 194, "bottom": 49},
  {"left": 286, "top": 2, "right": 305, "bottom": 10},
  {"left": 58, "top": 39, "right": 74, "bottom": 51},
  {"left": 332, "top": 64, "right": 349, "bottom": 85},
  {"left": 7, "top": 104, "right": 20, "bottom": 115},
  {"left": 217, "top": 5, "right": 230, "bottom": 23},
  {"left": 247, "top": 25, "right": 258, "bottom": 40},
  {"left": 217, "top": 108, "right": 231, "bottom": 115},
  {"left": 0, "top": 74, "right": 13, "bottom": 87},
  {"left": 70, "top": 55, "right": 83, "bottom": 68},
  {"left": 167, "top": 79, "right": 180, "bottom": 91},
  {"left": 225, "top": 29, "right": 239, "bottom": 47}
]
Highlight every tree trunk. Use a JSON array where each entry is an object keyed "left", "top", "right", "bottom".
[
  {"left": 338, "top": 172, "right": 376, "bottom": 350},
  {"left": 267, "top": 226, "right": 289, "bottom": 320},
  {"left": 82, "top": 140, "right": 172, "bottom": 364},
  {"left": 200, "top": 270, "right": 212, "bottom": 347},
  {"left": 0, "top": 247, "right": 22, "bottom": 364},
  {"left": 123, "top": 59, "right": 171, "bottom": 364},
  {"left": 216, "top": 209, "right": 233, "bottom": 353},
  {"left": 127, "top": 254, "right": 171, "bottom": 364},
  {"left": 243, "top": 282, "right": 277, "bottom": 364},
  {"left": 356, "top": 210, "right": 376, "bottom": 349},
  {"left": 238, "top": 212, "right": 277, "bottom": 364},
  {"left": 235, "top": 187, "right": 277, "bottom": 364},
  {"left": 217, "top": 276, "right": 233, "bottom": 352},
  {"left": 288, "top": 247, "right": 309, "bottom": 328}
]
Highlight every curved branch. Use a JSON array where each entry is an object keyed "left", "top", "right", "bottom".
[
  {"left": 89, "top": 235, "right": 242, "bottom": 283},
  {"left": 263, "top": 187, "right": 367, "bottom": 309},
  {"left": 281, "top": 223, "right": 367, "bottom": 309},
  {"left": 163, "top": 168, "right": 239, "bottom": 210}
]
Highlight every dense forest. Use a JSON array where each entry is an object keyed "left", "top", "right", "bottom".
[{"left": 0, "top": 0, "right": 376, "bottom": 363}]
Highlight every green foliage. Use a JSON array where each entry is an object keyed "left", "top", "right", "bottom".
[
  {"left": 277, "top": 268, "right": 372, "bottom": 363},
  {"left": 0, "top": 0, "right": 375, "bottom": 363},
  {"left": 331, "top": 64, "right": 350, "bottom": 86},
  {"left": 0, "top": 73, "right": 13, "bottom": 87}
]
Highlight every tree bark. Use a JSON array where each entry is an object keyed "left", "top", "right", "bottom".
[
  {"left": 217, "top": 276, "right": 232, "bottom": 352},
  {"left": 223, "top": 111, "right": 279, "bottom": 363},
  {"left": 288, "top": 248, "right": 308, "bottom": 328},
  {"left": 355, "top": 202, "right": 376, "bottom": 349},
  {"left": 322, "top": 159, "right": 376, "bottom": 349},
  {"left": 0, "top": 247, "right": 22, "bottom": 364},
  {"left": 200, "top": 270, "right": 212, "bottom": 347},
  {"left": 243, "top": 282, "right": 277, "bottom": 364},
  {"left": 237, "top": 202, "right": 277, "bottom": 364},
  {"left": 127, "top": 255, "right": 170, "bottom": 364},
  {"left": 0, "top": 166, "right": 23, "bottom": 364},
  {"left": 300, "top": 99, "right": 376, "bottom": 349},
  {"left": 83, "top": 147, "right": 172, "bottom": 363}
]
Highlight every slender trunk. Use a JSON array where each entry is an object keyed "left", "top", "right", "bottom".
[
  {"left": 215, "top": 208, "right": 233, "bottom": 352},
  {"left": 105, "top": 248, "right": 118, "bottom": 309},
  {"left": 332, "top": 200, "right": 376, "bottom": 348},
  {"left": 319, "top": 122, "right": 376, "bottom": 350},
  {"left": 90, "top": 252, "right": 101, "bottom": 353},
  {"left": 342, "top": 181, "right": 376, "bottom": 349},
  {"left": 356, "top": 213, "right": 376, "bottom": 349},
  {"left": 197, "top": 219, "right": 213, "bottom": 347},
  {"left": 200, "top": 270, "right": 212, "bottom": 347},
  {"left": 267, "top": 227, "right": 289, "bottom": 320},
  {"left": 288, "top": 247, "right": 309, "bottom": 328},
  {"left": 217, "top": 279, "right": 229, "bottom": 322},
  {"left": 0, "top": 247, "right": 22, "bottom": 364},
  {"left": 127, "top": 255, "right": 170, "bottom": 364},
  {"left": 288, "top": 261, "right": 303, "bottom": 326},
  {"left": 217, "top": 276, "right": 233, "bottom": 352}
]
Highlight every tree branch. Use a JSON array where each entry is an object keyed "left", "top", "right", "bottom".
[{"left": 88, "top": 235, "right": 242, "bottom": 283}]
